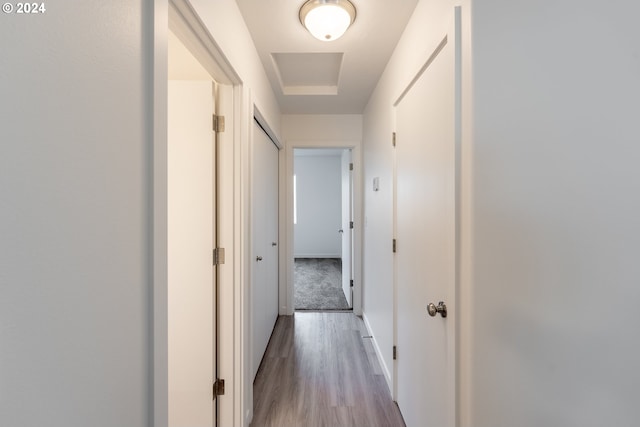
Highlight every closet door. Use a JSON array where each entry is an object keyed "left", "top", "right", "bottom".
[{"left": 252, "top": 120, "right": 279, "bottom": 379}]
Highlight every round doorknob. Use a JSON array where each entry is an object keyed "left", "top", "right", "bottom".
[
  {"left": 256, "top": 256, "right": 263, "bottom": 262},
  {"left": 427, "top": 301, "right": 447, "bottom": 318}
]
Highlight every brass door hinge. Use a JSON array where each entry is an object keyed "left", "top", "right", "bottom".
[
  {"left": 213, "top": 115, "right": 225, "bottom": 132},
  {"left": 213, "top": 379, "right": 225, "bottom": 399},
  {"left": 213, "top": 248, "right": 225, "bottom": 265}
]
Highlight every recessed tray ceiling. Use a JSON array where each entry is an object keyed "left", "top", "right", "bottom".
[{"left": 271, "top": 52, "right": 344, "bottom": 96}]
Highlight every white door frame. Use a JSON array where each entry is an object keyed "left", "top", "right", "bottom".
[
  {"left": 153, "top": 1, "right": 248, "bottom": 426},
  {"left": 341, "top": 149, "right": 354, "bottom": 308},
  {"left": 283, "top": 141, "right": 363, "bottom": 316}
]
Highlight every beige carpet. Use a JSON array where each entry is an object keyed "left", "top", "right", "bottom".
[{"left": 294, "top": 258, "right": 349, "bottom": 310}]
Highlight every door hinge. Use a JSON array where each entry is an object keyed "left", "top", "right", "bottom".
[
  {"left": 213, "top": 115, "right": 225, "bottom": 132},
  {"left": 392, "top": 239, "right": 397, "bottom": 253},
  {"left": 350, "top": 279, "right": 354, "bottom": 288},
  {"left": 349, "top": 162, "right": 354, "bottom": 171},
  {"left": 213, "top": 379, "right": 225, "bottom": 399},
  {"left": 392, "top": 132, "right": 397, "bottom": 147},
  {"left": 350, "top": 221, "right": 354, "bottom": 229},
  {"left": 213, "top": 247, "right": 225, "bottom": 265},
  {"left": 393, "top": 345, "right": 397, "bottom": 360}
]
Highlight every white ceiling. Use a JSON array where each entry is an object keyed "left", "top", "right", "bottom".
[{"left": 236, "top": 0, "right": 418, "bottom": 114}]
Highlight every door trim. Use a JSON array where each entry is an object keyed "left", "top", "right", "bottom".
[
  {"left": 154, "top": 1, "right": 245, "bottom": 426},
  {"left": 283, "top": 141, "right": 363, "bottom": 316},
  {"left": 254, "top": 108, "right": 282, "bottom": 149}
]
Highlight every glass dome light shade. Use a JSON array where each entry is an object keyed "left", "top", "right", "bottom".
[{"left": 300, "top": 0, "right": 356, "bottom": 42}]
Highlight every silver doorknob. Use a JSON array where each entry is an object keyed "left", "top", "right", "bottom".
[
  {"left": 427, "top": 301, "right": 447, "bottom": 318},
  {"left": 256, "top": 256, "right": 263, "bottom": 262}
]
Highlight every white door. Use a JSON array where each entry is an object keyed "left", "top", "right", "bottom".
[
  {"left": 168, "top": 80, "right": 216, "bottom": 427},
  {"left": 341, "top": 149, "right": 353, "bottom": 307},
  {"left": 395, "top": 12, "right": 459, "bottom": 427},
  {"left": 252, "top": 121, "right": 280, "bottom": 379}
]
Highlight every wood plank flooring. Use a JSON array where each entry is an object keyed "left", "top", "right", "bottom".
[{"left": 250, "top": 312, "right": 406, "bottom": 427}]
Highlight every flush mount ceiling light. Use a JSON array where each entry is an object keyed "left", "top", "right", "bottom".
[{"left": 299, "top": 0, "right": 356, "bottom": 42}]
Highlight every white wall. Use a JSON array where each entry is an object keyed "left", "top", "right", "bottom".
[
  {"left": 0, "top": 1, "right": 282, "bottom": 426},
  {"left": 294, "top": 154, "right": 342, "bottom": 258},
  {"left": 178, "top": 2, "right": 283, "bottom": 425},
  {"left": 282, "top": 114, "right": 363, "bottom": 142},
  {"left": 0, "top": 2, "right": 152, "bottom": 426},
  {"left": 468, "top": 1, "right": 640, "bottom": 426},
  {"left": 362, "top": 0, "right": 461, "bottom": 393},
  {"left": 189, "top": 0, "right": 281, "bottom": 136},
  {"left": 363, "top": 0, "right": 640, "bottom": 425}
]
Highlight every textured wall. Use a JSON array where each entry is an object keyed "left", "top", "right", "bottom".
[{"left": 0, "top": 1, "right": 152, "bottom": 425}]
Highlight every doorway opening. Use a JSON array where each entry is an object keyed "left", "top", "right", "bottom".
[
  {"left": 167, "top": 28, "right": 224, "bottom": 427},
  {"left": 293, "top": 148, "right": 354, "bottom": 311}
]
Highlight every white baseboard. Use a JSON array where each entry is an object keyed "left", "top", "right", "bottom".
[
  {"left": 293, "top": 254, "right": 341, "bottom": 259},
  {"left": 362, "top": 313, "right": 393, "bottom": 394}
]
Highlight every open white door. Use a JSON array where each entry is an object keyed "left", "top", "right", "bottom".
[
  {"left": 394, "top": 9, "right": 460, "bottom": 427},
  {"left": 341, "top": 149, "right": 353, "bottom": 307},
  {"left": 168, "top": 80, "right": 216, "bottom": 427}
]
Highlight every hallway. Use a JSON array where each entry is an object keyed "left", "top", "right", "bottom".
[
  {"left": 251, "top": 312, "right": 405, "bottom": 427},
  {"left": 4, "top": 1, "right": 639, "bottom": 426}
]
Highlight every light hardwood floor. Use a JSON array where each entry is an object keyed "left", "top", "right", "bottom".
[{"left": 250, "top": 312, "right": 406, "bottom": 427}]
